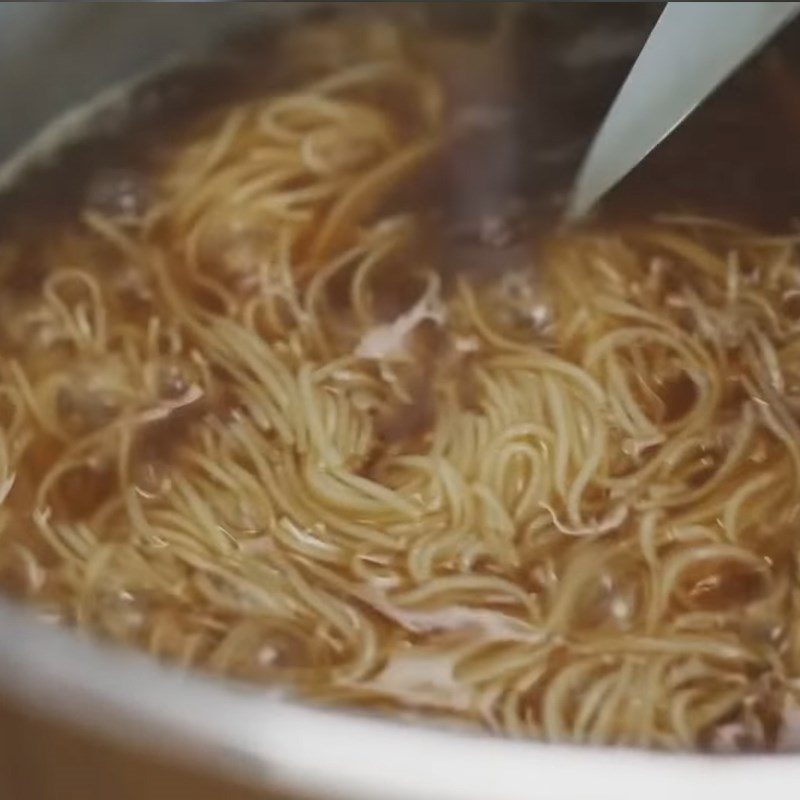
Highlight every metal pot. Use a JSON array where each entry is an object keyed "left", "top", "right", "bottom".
[{"left": 1, "top": 4, "right": 800, "bottom": 799}]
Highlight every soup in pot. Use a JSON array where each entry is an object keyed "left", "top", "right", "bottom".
[{"left": 2, "top": 5, "right": 800, "bottom": 751}]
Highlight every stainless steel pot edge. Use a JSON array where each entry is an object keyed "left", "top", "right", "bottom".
[{"left": 6, "top": 596, "right": 800, "bottom": 800}]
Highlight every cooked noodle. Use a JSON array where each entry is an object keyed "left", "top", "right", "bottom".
[{"left": 0, "top": 15, "right": 799, "bottom": 752}]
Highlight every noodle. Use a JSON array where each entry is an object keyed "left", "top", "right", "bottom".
[{"left": 1, "top": 13, "right": 800, "bottom": 753}]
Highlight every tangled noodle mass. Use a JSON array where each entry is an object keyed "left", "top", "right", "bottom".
[{"left": 1, "top": 17, "right": 800, "bottom": 750}]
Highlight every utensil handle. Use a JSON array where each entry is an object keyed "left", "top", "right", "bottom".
[{"left": 567, "top": 1, "right": 800, "bottom": 221}]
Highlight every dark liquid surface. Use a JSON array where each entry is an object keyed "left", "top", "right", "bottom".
[{"left": 4, "top": 4, "right": 800, "bottom": 245}]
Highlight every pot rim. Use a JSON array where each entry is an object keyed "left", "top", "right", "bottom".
[{"left": 3, "top": 594, "right": 800, "bottom": 800}]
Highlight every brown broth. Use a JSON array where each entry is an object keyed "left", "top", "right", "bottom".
[
  {"left": 2, "top": 4, "right": 800, "bottom": 751},
  {"left": 0, "top": 4, "right": 797, "bottom": 250}
]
